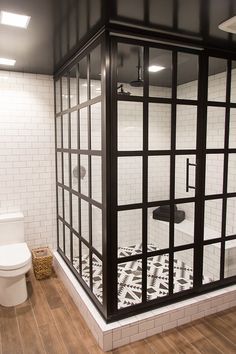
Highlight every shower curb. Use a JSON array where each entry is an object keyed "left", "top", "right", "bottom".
[{"left": 53, "top": 251, "right": 236, "bottom": 351}]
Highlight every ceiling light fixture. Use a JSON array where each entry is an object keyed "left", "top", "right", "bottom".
[
  {"left": 0, "top": 11, "right": 31, "bottom": 29},
  {"left": 0, "top": 58, "right": 16, "bottom": 66},
  {"left": 148, "top": 65, "right": 165, "bottom": 73}
]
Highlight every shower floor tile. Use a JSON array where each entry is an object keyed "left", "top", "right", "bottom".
[{"left": 73, "top": 244, "right": 212, "bottom": 309}]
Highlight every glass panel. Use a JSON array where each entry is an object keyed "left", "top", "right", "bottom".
[
  {"left": 147, "top": 254, "right": 169, "bottom": 300},
  {"left": 205, "top": 154, "right": 224, "bottom": 195},
  {"left": 62, "top": 114, "right": 69, "bottom": 149},
  {"left": 118, "top": 101, "right": 143, "bottom": 151},
  {"left": 174, "top": 203, "right": 194, "bottom": 247},
  {"left": 148, "top": 103, "right": 171, "bottom": 150},
  {"left": 148, "top": 207, "right": 169, "bottom": 251},
  {"left": 65, "top": 225, "right": 71, "bottom": 260},
  {"left": 204, "top": 199, "right": 222, "bottom": 240},
  {"left": 57, "top": 152, "right": 62, "bottom": 184},
  {"left": 92, "top": 156, "right": 102, "bottom": 203},
  {"left": 149, "top": 48, "right": 172, "bottom": 98},
  {"left": 71, "top": 154, "right": 78, "bottom": 192},
  {"left": 79, "top": 56, "right": 87, "bottom": 104},
  {"left": 71, "top": 111, "right": 78, "bottom": 150},
  {"left": 58, "top": 186, "right": 63, "bottom": 218},
  {"left": 224, "top": 239, "right": 236, "bottom": 278},
  {"left": 148, "top": 156, "right": 170, "bottom": 202},
  {"left": 176, "top": 105, "right": 197, "bottom": 150},
  {"left": 72, "top": 233, "right": 80, "bottom": 272},
  {"left": 226, "top": 198, "right": 236, "bottom": 236},
  {"left": 80, "top": 155, "right": 88, "bottom": 196},
  {"left": 174, "top": 249, "right": 194, "bottom": 293},
  {"left": 118, "top": 209, "right": 142, "bottom": 257},
  {"left": 64, "top": 190, "right": 70, "bottom": 224},
  {"left": 177, "top": 53, "right": 198, "bottom": 100},
  {"left": 63, "top": 153, "right": 69, "bottom": 187},
  {"left": 56, "top": 116, "right": 62, "bottom": 148},
  {"left": 72, "top": 194, "right": 79, "bottom": 233},
  {"left": 118, "top": 259, "right": 142, "bottom": 309},
  {"left": 69, "top": 65, "right": 78, "bottom": 107},
  {"left": 62, "top": 75, "right": 69, "bottom": 110},
  {"left": 58, "top": 220, "right": 64, "bottom": 251},
  {"left": 117, "top": 0, "right": 144, "bottom": 20},
  {"left": 228, "top": 154, "right": 236, "bottom": 193},
  {"left": 118, "top": 156, "right": 142, "bottom": 205},
  {"left": 203, "top": 243, "right": 221, "bottom": 283},
  {"left": 91, "top": 102, "right": 101, "bottom": 150},
  {"left": 208, "top": 58, "right": 227, "bottom": 102},
  {"left": 80, "top": 107, "right": 88, "bottom": 150},
  {"left": 229, "top": 108, "right": 236, "bottom": 148},
  {"left": 92, "top": 254, "right": 103, "bottom": 303},
  {"left": 231, "top": 61, "right": 236, "bottom": 103},
  {"left": 81, "top": 199, "right": 89, "bottom": 242},
  {"left": 117, "top": 43, "right": 144, "bottom": 97},
  {"left": 206, "top": 107, "right": 225, "bottom": 149},
  {"left": 55, "top": 79, "right": 61, "bottom": 113},
  {"left": 81, "top": 243, "right": 90, "bottom": 286},
  {"left": 90, "top": 45, "right": 101, "bottom": 99},
  {"left": 92, "top": 206, "right": 102, "bottom": 254},
  {"left": 175, "top": 155, "right": 196, "bottom": 199}
]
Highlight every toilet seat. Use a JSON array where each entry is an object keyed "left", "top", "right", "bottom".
[{"left": 0, "top": 242, "right": 31, "bottom": 271}]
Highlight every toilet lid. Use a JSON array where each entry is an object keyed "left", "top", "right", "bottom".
[{"left": 0, "top": 243, "right": 31, "bottom": 270}]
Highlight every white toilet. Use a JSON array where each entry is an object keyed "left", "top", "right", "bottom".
[{"left": 0, "top": 212, "right": 32, "bottom": 307}]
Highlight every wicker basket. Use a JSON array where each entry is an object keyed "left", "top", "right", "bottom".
[{"left": 32, "top": 247, "right": 53, "bottom": 280}]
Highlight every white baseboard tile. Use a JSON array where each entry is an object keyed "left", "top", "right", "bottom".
[{"left": 53, "top": 251, "right": 236, "bottom": 351}]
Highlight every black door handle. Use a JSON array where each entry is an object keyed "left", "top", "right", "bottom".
[{"left": 186, "top": 158, "right": 197, "bottom": 192}]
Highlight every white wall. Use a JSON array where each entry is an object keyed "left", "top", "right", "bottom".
[{"left": 0, "top": 71, "right": 56, "bottom": 249}]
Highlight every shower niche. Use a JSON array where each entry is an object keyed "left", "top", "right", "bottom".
[{"left": 55, "top": 33, "right": 236, "bottom": 322}]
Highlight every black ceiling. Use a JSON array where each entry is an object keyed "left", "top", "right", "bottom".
[{"left": 0, "top": 0, "right": 236, "bottom": 76}]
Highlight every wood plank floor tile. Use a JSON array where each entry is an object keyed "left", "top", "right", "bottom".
[
  {"left": 129, "top": 340, "right": 155, "bottom": 353},
  {"left": 51, "top": 306, "right": 89, "bottom": 354},
  {"left": 145, "top": 333, "right": 179, "bottom": 353},
  {"left": 178, "top": 323, "right": 222, "bottom": 354},
  {"left": 204, "top": 314, "right": 236, "bottom": 345},
  {"left": 16, "top": 304, "right": 46, "bottom": 354},
  {"left": 163, "top": 328, "right": 201, "bottom": 353},
  {"left": 39, "top": 323, "right": 68, "bottom": 354},
  {"left": 0, "top": 307, "right": 23, "bottom": 354},
  {"left": 195, "top": 319, "right": 236, "bottom": 353}
]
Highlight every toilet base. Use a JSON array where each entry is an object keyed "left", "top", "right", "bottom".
[{"left": 0, "top": 274, "right": 28, "bottom": 307}]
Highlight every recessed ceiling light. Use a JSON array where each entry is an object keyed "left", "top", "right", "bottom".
[
  {"left": 0, "top": 11, "right": 31, "bottom": 29},
  {"left": 148, "top": 65, "right": 165, "bottom": 73},
  {"left": 218, "top": 16, "right": 236, "bottom": 33},
  {"left": 0, "top": 58, "right": 16, "bottom": 66}
]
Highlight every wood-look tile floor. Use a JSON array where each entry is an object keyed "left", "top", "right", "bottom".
[{"left": 0, "top": 271, "right": 235, "bottom": 354}]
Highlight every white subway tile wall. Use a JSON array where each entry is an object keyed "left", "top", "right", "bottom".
[{"left": 0, "top": 70, "right": 56, "bottom": 249}]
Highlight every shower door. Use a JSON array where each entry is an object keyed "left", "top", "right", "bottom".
[{"left": 110, "top": 38, "right": 204, "bottom": 316}]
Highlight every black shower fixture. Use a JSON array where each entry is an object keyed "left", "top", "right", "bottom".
[{"left": 130, "top": 48, "right": 144, "bottom": 87}]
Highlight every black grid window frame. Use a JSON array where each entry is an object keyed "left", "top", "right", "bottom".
[{"left": 55, "top": 34, "right": 105, "bottom": 317}]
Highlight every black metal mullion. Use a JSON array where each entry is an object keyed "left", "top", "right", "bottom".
[
  {"left": 87, "top": 53, "right": 93, "bottom": 292},
  {"left": 220, "top": 60, "right": 232, "bottom": 280},
  {"left": 142, "top": 46, "right": 149, "bottom": 304},
  {"left": 68, "top": 73, "right": 73, "bottom": 264},
  {"left": 169, "top": 50, "right": 177, "bottom": 296}
]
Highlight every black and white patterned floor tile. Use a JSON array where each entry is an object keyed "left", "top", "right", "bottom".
[{"left": 73, "top": 244, "right": 213, "bottom": 309}]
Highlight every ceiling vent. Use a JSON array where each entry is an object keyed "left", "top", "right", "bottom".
[{"left": 219, "top": 16, "right": 236, "bottom": 34}]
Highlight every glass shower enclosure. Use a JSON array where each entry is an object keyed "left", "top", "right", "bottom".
[{"left": 55, "top": 32, "right": 236, "bottom": 322}]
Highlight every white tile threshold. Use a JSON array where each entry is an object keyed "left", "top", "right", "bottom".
[{"left": 53, "top": 251, "right": 236, "bottom": 351}]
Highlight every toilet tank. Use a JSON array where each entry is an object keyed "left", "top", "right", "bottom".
[{"left": 0, "top": 212, "right": 24, "bottom": 246}]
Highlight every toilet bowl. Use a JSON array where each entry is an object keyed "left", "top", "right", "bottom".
[{"left": 0, "top": 213, "right": 32, "bottom": 307}]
